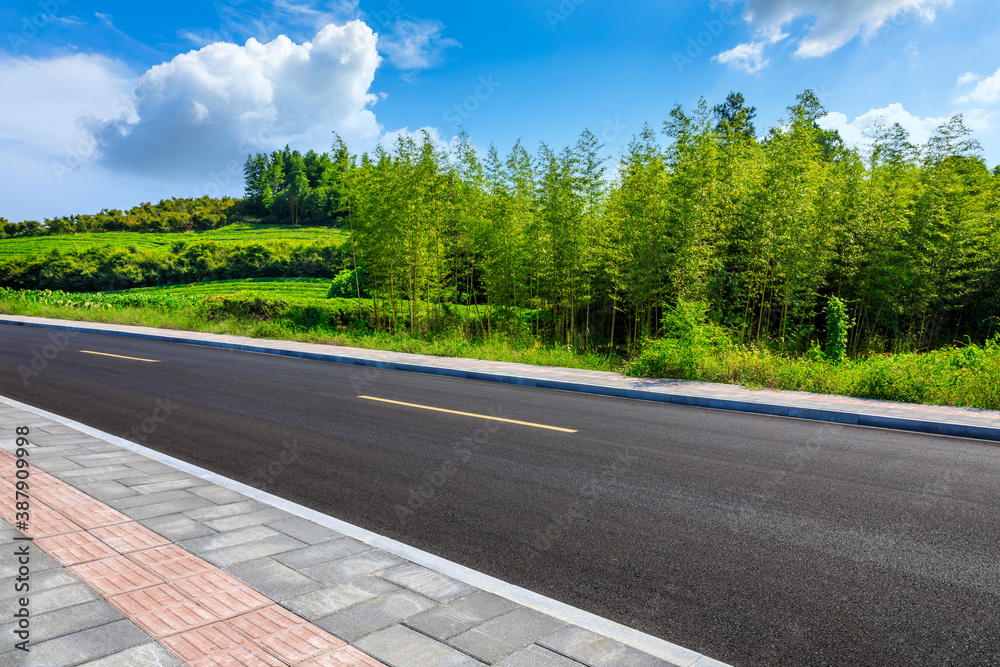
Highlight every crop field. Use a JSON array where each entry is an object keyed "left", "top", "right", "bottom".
[
  {"left": 119, "top": 278, "right": 333, "bottom": 303},
  {"left": 0, "top": 224, "right": 346, "bottom": 260}
]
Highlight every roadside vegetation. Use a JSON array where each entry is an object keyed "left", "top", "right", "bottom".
[{"left": 2, "top": 89, "right": 999, "bottom": 409}]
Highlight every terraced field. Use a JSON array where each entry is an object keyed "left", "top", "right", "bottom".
[{"left": 0, "top": 224, "right": 346, "bottom": 259}]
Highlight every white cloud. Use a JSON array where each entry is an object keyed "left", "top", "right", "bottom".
[
  {"left": 95, "top": 21, "right": 382, "bottom": 181},
  {"left": 957, "top": 71, "right": 980, "bottom": 86},
  {"left": 956, "top": 67, "right": 1000, "bottom": 104},
  {"left": 713, "top": 26, "right": 787, "bottom": 74},
  {"left": 378, "top": 18, "right": 460, "bottom": 72},
  {"left": 724, "top": 0, "right": 953, "bottom": 59},
  {"left": 818, "top": 102, "right": 995, "bottom": 149}
]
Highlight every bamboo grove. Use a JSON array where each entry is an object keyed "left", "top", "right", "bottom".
[{"left": 242, "top": 91, "right": 1000, "bottom": 355}]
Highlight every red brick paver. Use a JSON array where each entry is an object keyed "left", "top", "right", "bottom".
[
  {"left": 91, "top": 521, "right": 171, "bottom": 553},
  {"left": 36, "top": 530, "right": 118, "bottom": 565},
  {"left": 69, "top": 555, "right": 163, "bottom": 596},
  {"left": 229, "top": 606, "right": 347, "bottom": 663},
  {"left": 109, "top": 584, "right": 220, "bottom": 638},
  {"left": 172, "top": 571, "right": 271, "bottom": 619}
]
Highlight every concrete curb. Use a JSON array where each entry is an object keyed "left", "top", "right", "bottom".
[
  {"left": 0, "top": 393, "right": 731, "bottom": 667},
  {"left": 4, "top": 315, "right": 1000, "bottom": 444}
]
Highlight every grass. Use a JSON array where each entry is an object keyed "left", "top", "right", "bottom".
[
  {"left": 2, "top": 283, "right": 998, "bottom": 411},
  {"left": 0, "top": 224, "right": 347, "bottom": 260}
]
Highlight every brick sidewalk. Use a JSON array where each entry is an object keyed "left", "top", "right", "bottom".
[{"left": 0, "top": 397, "right": 729, "bottom": 667}]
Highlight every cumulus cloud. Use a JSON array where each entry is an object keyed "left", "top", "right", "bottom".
[
  {"left": 95, "top": 21, "right": 382, "bottom": 180},
  {"left": 378, "top": 18, "right": 460, "bottom": 72},
  {"left": 819, "top": 103, "right": 994, "bottom": 149},
  {"left": 721, "top": 0, "right": 953, "bottom": 63},
  {"left": 956, "top": 67, "right": 1000, "bottom": 104}
]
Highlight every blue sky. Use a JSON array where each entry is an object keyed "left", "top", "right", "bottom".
[{"left": 2, "top": 0, "right": 999, "bottom": 221}]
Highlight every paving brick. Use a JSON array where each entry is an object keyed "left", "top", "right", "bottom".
[
  {"left": 316, "top": 590, "right": 437, "bottom": 642},
  {"left": 32, "top": 484, "right": 95, "bottom": 509},
  {"left": 59, "top": 502, "right": 131, "bottom": 529},
  {"left": 354, "top": 624, "right": 485, "bottom": 667},
  {"left": 299, "top": 647, "right": 387, "bottom": 666},
  {"left": 301, "top": 549, "right": 405, "bottom": 585},
  {"left": 494, "top": 645, "right": 587, "bottom": 666},
  {"left": 184, "top": 500, "right": 270, "bottom": 522},
  {"left": 109, "top": 489, "right": 210, "bottom": 509},
  {"left": 121, "top": 497, "right": 217, "bottom": 520},
  {"left": 274, "top": 537, "right": 372, "bottom": 569},
  {"left": 128, "top": 479, "right": 210, "bottom": 495},
  {"left": 140, "top": 514, "right": 219, "bottom": 541},
  {"left": 21, "top": 509, "right": 84, "bottom": 538},
  {"left": 228, "top": 605, "right": 346, "bottom": 662},
  {"left": 228, "top": 557, "right": 324, "bottom": 600},
  {"left": 75, "top": 481, "right": 140, "bottom": 501},
  {"left": 379, "top": 563, "right": 475, "bottom": 603},
  {"left": 126, "top": 544, "right": 216, "bottom": 581},
  {"left": 179, "top": 524, "right": 283, "bottom": 553},
  {"left": 265, "top": 516, "right": 341, "bottom": 545},
  {"left": 108, "top": 584, "right": 219, "bottom": 638},
  {"left": 0, "top": 597, "right": 125, "bottom": 646},
  {"left": 0, "top": 581, "right": 99, "bottom": 615},
  {"left": 0, "top": 618, "right": 152, "bottom": 667},
  {"left": 70, "top": 555, "right": 162, "bottom": 596},
  {"left": 36, "top": 531, "right": 118, "bottom": 565},
  {"left": 77, "top": 642, "right": 183, "bottom": 667},
  {"left": 448, "top": 607, "right": 567, "bottom": 663},
  {"left": 91, "top": 521, "right": 171, "bottom": 554},
  {"left": 171, "top": 570, "right": 271, "bottom": 619},
  {"left": 404, "top": 590, "right": 519, "bottom": 641},
  {"left": 282, "top": 577, "right": 399, "bottom": 620},
  {"left": 161, "top": 621, "right": 285, "bottom": 666},
  {"left": 187, "top": 484, "right": 248, "bottom": 505},
  {"left": 203, "top": 508, "right": 287, "bottom": 532},
  {"left": 0, "top": 566, "right": 78, "bottom": 598},
  {"left": 538, "top": 626, "right": 676, "bottom": 666}
]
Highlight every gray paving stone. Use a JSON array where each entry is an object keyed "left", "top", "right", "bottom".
[
  {"left": 31, "top": 458, "right": 84, "bottom": 473},
  {"left": 354, "top": 624, "right": 485, "bottom": 667},
  {"left": 0, "top": 599, "right": 124, "bottom": 645},
  {"left": 404, "top": 590, "right": 519, "bottom": 640},
  {"left": 302, "top": 549, "right": 405, "bottom": 585},
  {"left": 0, "top": 582, "right": 100, "bottom": 616},
  {"left": 0, "top": 619, "right": 150, "bottom": 666},
  {"left": 127, "top": 478, "right": 209, "bottom": 495},
  {"left": 0, "top": 567, "right": 78, "bottom": 598},
  {"left": 139, "top": 514, "right": 218, "bottom": 541},
  {"left": 281, "top": 576, "right": 399, "bottom": 619},
  {"left": 449, "top": 607, "right": 567, "bottom": 664},
  {"left": 495, "top": 645, "right": 586, "bottom": 667},
  {"left": 76, "top": 441, "right": 123, "bottom": 454},
  {"left": 67, "top": 452, "right": 148, "bottom": 466},
  {"left": 539, "top": 626, "right": 675, "bottom": 666},
  {"left": 78, "top": 643, "right": 182, "bottom": 666},
  {"left": 265, "top": 516, "right": 343, "bottom": 545},
  {"left": 203, "top": 508, "right": 287, "bottom": 532},
  {"left": 120, "top": 497, "right": 216, "bottom": 520},
  {"left": 273, "top": 537, "right": 371, "bottom": 569},
  {"left": 115, "top": 472, "right": 197, "bottom": 488},
  {"left": 122, "top": 461, "right": 178, "bottom": 475},
  {"left": 197, "top": 534, "right": 308, "bottom": 567},
  {"left": 187, "top": 485, "right": 247, "bottom": 505},
  {"left": 179, "top": 525, "right": 283, "bottom": 553},
  {"left": 380, "top": 563, "right": 476, "bottom": 603},
  {"left": 184, "top": 500, "right": 270, "bottom": 522},
  {"left": 55, "top": 465, "right": 135, "bottom": 479},
  {"left": 75, "top": 481, "right": 140, "bottom": 501},
  {"left": 228, "top": 557, "right": 323, "bottom": 600},
  {"left": 315, "top": 590, "right": 437, "bottom": 642}
]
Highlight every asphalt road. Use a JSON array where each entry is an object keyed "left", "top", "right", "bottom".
[{"left": 2, "top": 324, "right": 999, "bottom": 666}]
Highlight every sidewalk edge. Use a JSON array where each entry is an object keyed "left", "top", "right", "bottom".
[{"left": 0, "top": 392, "right": 730, "bottom": 667}]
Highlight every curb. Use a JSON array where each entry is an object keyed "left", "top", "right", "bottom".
[{"left": 4, "top": 316, "right": 1000, "bottom": 444}]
